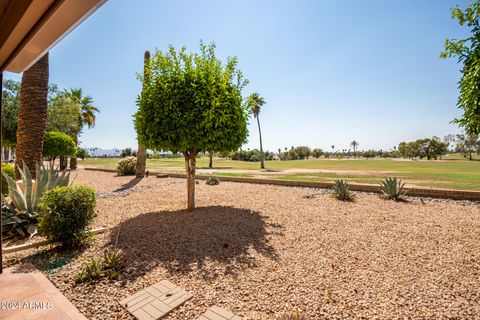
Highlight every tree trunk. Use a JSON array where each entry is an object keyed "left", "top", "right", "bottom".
[
  {"left": 209, "top": 152, "right": 213, "bottom": 168},
  {"left": 59, "top": 156, "right": 67, "bottom": 170},
  {"left": 135, "top": 143, "right": 147, "bottom": 177},
  {"left": 185, "top": 148, "right": 197, "bottom": 210},
  {"left": 15, "top": 53, "right": 49, "bottom": 179},
  {"left": 69, "top": 134, "right": 78, "bottom": 169},
  {"left": 2, "top": 148, "right": 8, "bottom": 162},
  {"left": 256, "top": 115, "right": 265, "bottom": 169}
]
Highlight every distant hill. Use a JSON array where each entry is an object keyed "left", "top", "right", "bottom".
[{"left": 84, "top": 147, "right": 123, "bottom": 157}]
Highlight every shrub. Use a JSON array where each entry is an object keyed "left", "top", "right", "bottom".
[
  {"left": 43, "top": 131, "right": 77, "bottom": 160},
  {"left": 332, "top": 179, "right": 354, "bottom": 201},
  {"left": 206, "top": 176, "right": 220, "bottom": 185},
  {"left": 116, "top": 156, "right": 136, "bottom": 176},
  {"left": 379, "top": 177, "right": 407, "bottom": 201},
  {"left": 39, "top": 186, "right": 96, "bottom": 247},
  {"left": 1, "top": 162, "right": 14, "bottom": 195}
]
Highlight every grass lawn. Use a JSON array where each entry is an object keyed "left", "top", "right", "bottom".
[{"left": 81, "top": 156, "right": 480, "bottom": 190}]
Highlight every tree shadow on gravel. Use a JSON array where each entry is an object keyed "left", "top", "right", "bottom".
[
  {"left": 106, "top": 206, "right": 281, "bottom": 280},
  {"left": 113, "top": 177, "right": 143, "bottom": 193}
]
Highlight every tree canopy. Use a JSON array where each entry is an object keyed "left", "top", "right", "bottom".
[
  {"left": 43, "top": 131, "right": 77, "bottom": 159},
  {"left": 441, "top": 1, "right": 480, "bottom": 134},
  {"left": 134, "top": 42, "right": 249, "bottom": 154},
  {"left": 1, "top": 79, "right": 20, "bottom": 148}
]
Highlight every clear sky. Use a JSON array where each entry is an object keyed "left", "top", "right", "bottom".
[{"left": 4, "top": 0, "right": 470, "bottom": 152}]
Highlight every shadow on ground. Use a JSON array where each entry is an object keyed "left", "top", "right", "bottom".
[
  {"left": 106, "top": 206, "right": 281, "bottom": 279},
  {"left": 112, "top": 177, "right": 143, "bottom": 193}
]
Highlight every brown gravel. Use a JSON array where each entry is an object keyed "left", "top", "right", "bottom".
[{"left": 4, "top": 169, "right": 480, "bottom": 319}]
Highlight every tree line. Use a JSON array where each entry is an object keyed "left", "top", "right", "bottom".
[{"left": 2, "top": 79, "right": 99, "bottom": 167}]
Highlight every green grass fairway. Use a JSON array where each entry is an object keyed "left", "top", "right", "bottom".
[{"left": 81, "top": 157, "right": 480, "bottom": 190}]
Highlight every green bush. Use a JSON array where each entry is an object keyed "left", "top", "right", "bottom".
[
  {"left": 206, "top": 176, "right": 220, "bottom": 185},
  {"left": 1, "top": 163, "right": 14, "bottom": 196},
  {"left": 39, "top": 186, "right": 96, "bottom": 247},
  {"left": 116, "top": 156, "right": 136, "bottom": 176}
]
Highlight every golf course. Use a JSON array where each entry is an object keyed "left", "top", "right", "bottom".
[{"left": 81, "top": 155, "right": 480, "bottom": 190}]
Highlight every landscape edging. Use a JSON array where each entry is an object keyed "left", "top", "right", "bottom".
[{"left": 83, "top": 167, "right": 480, "bottom": 201}]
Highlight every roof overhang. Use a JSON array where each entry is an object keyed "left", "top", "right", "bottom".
[{"left": 0, "top": 0, "right": 106, "bottom": 73}]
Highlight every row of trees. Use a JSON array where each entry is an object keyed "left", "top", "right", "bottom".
[{"left": 2, "top": 77, "right": 99, "bottom": 169}]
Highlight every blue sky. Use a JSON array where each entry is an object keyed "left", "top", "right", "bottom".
[{"left": 4, "top": 0, "right": 470, "bottom": 152}]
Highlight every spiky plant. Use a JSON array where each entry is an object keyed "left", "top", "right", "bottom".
[
  {"left": 379, "top": 177, "right": 407, "bottom": 200},
  {"left": 1, "top": 163, "right": 71, "bottom": 237},
  {"left": 103, "top": 249, "right": 125, "bottom": 279},
  {"left": 206, "top": 176, "right": 220, "bottom": 185},
  {"left": 332, "top": 179, "right": 354, "bottom": 201}
]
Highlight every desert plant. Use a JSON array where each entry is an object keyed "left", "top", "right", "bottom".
[
  {"left": 116, "top": 156, "right": 136, "bottom": 176},
  {"left": 206, "top": 176, "right": 220, "bottom": 185},
  {"left": 38, "top": 185, "right": 96, "bottom": 247},
  {"left": 2, "top": 163, "right": 71, "bottom": 214},
  {"left": 75, "top": 249, "right": 125, "bottom": 283},
  {"left": 102, "top": 249, "right": 125, "bottom": 280},
  {"left": 75, "top": 257, "right": 103, "bottom": 283},
  {"left": 1, "top": 203, "right": 37, "bottom": 238},
  {"left": 280, "top": 311, "right": 308, "bottom": 319},
  {"left": 1, "top": 162, "right": 14, "bottom": 195},
  {"left": 332, "top": 179, "right": 354, "bottom": 201},
  {"left": 379, "top": 177, "right": 407, "bottom": 200}
]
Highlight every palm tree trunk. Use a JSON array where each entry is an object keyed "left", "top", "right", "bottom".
[
  {"left": 256, "top": 115, "right": 265, "bottom": 169},
  {"left": 69, "top": 134, "right": 78, "bottom": 169},
  {"left": 15, "top": 53, "right": 49, "bottom": 179}
]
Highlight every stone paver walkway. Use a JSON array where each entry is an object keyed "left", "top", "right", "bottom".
[
  {"left": 0, "top": 263, "right": 86, "bottom": 320},
  {"left": 120, "top": 280, "right": 192, "bottom": 320},
  {"left": 197, "top": 306, "right": 243, "bottom": 320}
]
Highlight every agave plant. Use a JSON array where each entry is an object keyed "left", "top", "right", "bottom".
[
  {"left": 332, "top": 179, "right": 354, "bottom": 201},
  {"left": 1, "top": 204, "right": 37, "bottom": 238},
  {"left": 1, "top": 162, "right": 71, "bottom": 237},
  {"left": 379, "top": 177, "right": 407, "bottom": 201}
]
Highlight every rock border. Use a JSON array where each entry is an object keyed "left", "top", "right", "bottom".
[{"left": 84, "top": 167, "right": 480, "bottom": 201}]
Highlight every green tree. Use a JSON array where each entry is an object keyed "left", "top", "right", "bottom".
[
  {"left": 441, "top": 1, "right": 480, "bottom": 134},
  {"left": 64, "top": 88, "right": 99, "bottom": 169},
  {"left": 43, "top": 131, "right": 77, "bottom": 169},
  {"left": 456, "top": 132, "right": 479, "bottom": 160},
  {"left": 246, "top": 93, "right": 266, "bottom": 169},
  {"left": 135, "top": 42, "right": 249, "bottom": 210},
  {"left": 47, "top": 93, "right": 82, "bottom": 138},
  {"left": 312, "top": 148, "right": 323, "bottom": 158},
  {"left": 121, "top": 148, "right": 133, "bottom": 157},
  {"left": 350, "top": 140, "right": 359, "bottom": 154},
  {"left": 1, "top": 79, "right": 20, "bottom": 150}
]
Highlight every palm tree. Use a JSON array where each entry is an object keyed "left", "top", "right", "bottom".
[
  {"left": 246, "top": 92, "right": 266, "bottom": 169},
  {"left": 65, "top": 88, "right": 99, "bottom": 169},
  {"left": 350, "top": 140, "right": 359, "bottom": 155},
  {"left": 15, "top": 53, "right": 49, "bottom": 178}
]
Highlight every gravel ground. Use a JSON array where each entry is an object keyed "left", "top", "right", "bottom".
[{"left": 4, "top": 169, "right": 480, "bottom": 319}]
